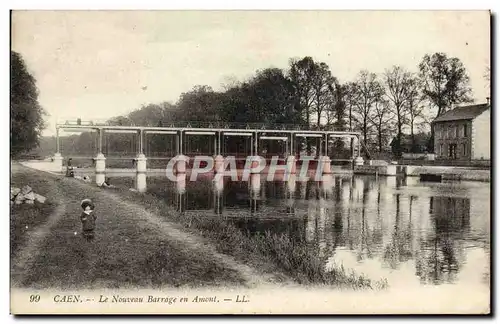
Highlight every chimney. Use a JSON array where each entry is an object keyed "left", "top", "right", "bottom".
[{"left": 486, "top": 97, "right": 490, "bottom": 105}]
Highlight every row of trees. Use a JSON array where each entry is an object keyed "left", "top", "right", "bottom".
[
  {"left": 12, "top": 49, "right": 479, "bottom": 158},
  {"left": 11, "top": 51, "right": 46, "bottom": 157},
  {"left": 103, "top": 52, "right": 474, "bottom": 157}
]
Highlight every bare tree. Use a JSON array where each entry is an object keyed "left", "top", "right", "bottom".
[
  {"left": 370, "top": 99, "right": 395, "bottom": 153},
  {"left": 311, "top": 62, "right": 337, "bottom": 129},
  {"left": 383, "top": 66, "right": 415, "bottom": 157},
  {"left": 405, "top": 78, "right": 426, "bottom": 151},
  {"left": 351, "top": 70, "right": 385, "bottom": 146}
]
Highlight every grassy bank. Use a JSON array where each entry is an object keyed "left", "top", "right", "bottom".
[
  {"left": 10, "top": 164, "right": 58, "bottom": 259},
  {"left": 111, "top": 184, "right": 388, "bottom": 290},
  {"left": 11, "top": 164, "right": 246, "bottom": 289}
]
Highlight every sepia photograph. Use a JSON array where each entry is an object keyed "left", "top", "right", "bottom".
[{"left": 9, "top": 9, "right": 491, "bottom": 315}]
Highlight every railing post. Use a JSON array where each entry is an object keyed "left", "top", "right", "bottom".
[
  {"left": 214, "top": 133, "right": 217, "bottom": 156},
  {"left": 53, "top": 127, "right": 63, "bottom": 173},
  {"left": 98, "top": 128, "right": 103, "bottom": 154},
  {"left": 138, "top": 129, "right": 144, "bottom": 155},
  {"left": 324, "top": 133, "right": 328, "bottom": 157},
  {"left": 218, "top": 131, "right": 222, "bottom": 156},
  {"left": 56, "top": 127, "right": 60, "bottom": 154},
  {"left": 179, "top": 130, "right": 183, "bottom": 155},
  {"left": 255, "top": 131, "right": 259, "bottom": 156}
]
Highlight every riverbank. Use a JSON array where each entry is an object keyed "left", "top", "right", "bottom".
[
  {"left": 10, "top": 163, "right": 252, "bottom": 289},
  {"left": 354, "top": 164, "right": 490, "bottom": 182},
  {"left": 13, "top": 162, "right": 386, "bottom": 290},
  {"left": 102, "top": 181, "right": 387, "bottom": 289}
]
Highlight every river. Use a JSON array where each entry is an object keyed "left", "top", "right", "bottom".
[{"left": 105, "top": 172, "right": 490, "bottom": 289}]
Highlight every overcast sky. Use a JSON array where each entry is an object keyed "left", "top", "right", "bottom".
[{"left": 11, "top": 10, "right": 490, "bottom": 136}]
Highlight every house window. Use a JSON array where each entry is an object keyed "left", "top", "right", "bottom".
[
  {"left": 463, "top": 124, "right": 468, "bottom": 137},
  {"left": 462, "top": 143, "right": 467, "bottom": 156},
  {"left": 439, "top": 144, "right": 443, "bottom": 156},
  {"left": 455, "top": 125, "right": 459, "bottom": 138}
]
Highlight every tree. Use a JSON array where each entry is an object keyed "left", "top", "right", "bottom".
[
  {"left": 310, "top": 62, "right": 337, "bottom": 129},
  {"left": 11, "top": 51, "right": 46, "bottom": 157},
  {"left": 330, "top": 83, "right": 348, "bottom": 131},
  {"left": 288, "top": 57, "right": 316, "bottom": 127},
  {"left": 383, "top": 66, "right": 417, "bottom": 157},
  {"left": 418, "top": 53, "right": 473, "bottom": 151},
  {"left": 405, "top": 78, "right": 426, "bottom": 151},
  {"left": 370, "top": 99, "right": 394, "bottom": 153},
  {"left": 351, "top": 70, "right": 385, "bottom": 147},
  {"left": 248, "top": 68, "right": 301, "bottom": 125},
  {"left": 175, "top": 85, "right": 223, "bottom": 124}
]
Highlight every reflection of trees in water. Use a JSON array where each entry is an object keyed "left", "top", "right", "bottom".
[
  {"left": 230, "top": 217, "right": 305, "bottom": 240},
  {"left": 415, "top": 196, "right": 470, "bottom": 285},
  {"left": 382, "top": 194, "right": 414, "bottom": 269},
  {"left": 336, "top": 177, "right": 383, "bottom": 262},
  {"left": 356, "top": 178, "right": 373, "bottom": 261},
  {"left": 331, "top": 177, "right": 345, "bottom": 249},
  {"left": 370, "top": 185, "right": 385, "bottom": 252},
  {"left": 224, "top": 181, "right": 251, "bottom": 208},
  {"left": 184, "top": 180, "right": 214, "bottom": 210}
]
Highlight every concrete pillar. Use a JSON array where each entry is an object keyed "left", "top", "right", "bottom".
[
  {"left": 95, "top": 153, "right": 106, "bottom": 186},
  {"left": 250, "top": 173, "right": 261, "bottom": 196},
  {"left": 214, "top": 155, "right": 225, "bottom": 173},
  {"left": 385, "top": 165, "right": 397, "bottom": 176},
  {"left": 175, "top": 154, "right": 189, "bottom": 174},
  {"left": 135, "top": 153, "right": 147, "bottom": 193},
  {"left": 175, "top": 173, "right": 186, "bottom": 194},
  {"left": 354, "top": 156, "right": 364, "bottom": 166},
  {"left": 214, "top": 190, "right": 223, "bottom": 215},
  {"left": 214, "top": 175, "right": 224, "bottom": 194},
  {"left": 286, "top": 155, "right": 296, "bottom": 174},
  {"left": 53, "top": 152, "right": 63, "bottom": 173},
  {"left": 250, "top": 156, "right": 263, "bottom": 173},
  {"left": 286, "top": 174, "right": 296, "bottom": 194},
  {"left": 321, "top": 156, "right": 332, "bottom": 174},
  {"left": 404, "top": 165, "right": 416, "bottom": 177},
  {"left": 321, "top": 174, "right": 334, "bottom": 197}
]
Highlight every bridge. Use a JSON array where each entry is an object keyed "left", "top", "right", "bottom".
[{"left": 52, "top": 122, "right": 364, "bottom": 187}]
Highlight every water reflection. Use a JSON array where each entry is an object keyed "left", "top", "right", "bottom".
[{"left": 115, "top": 173, "right": 489, "bottom": 288}]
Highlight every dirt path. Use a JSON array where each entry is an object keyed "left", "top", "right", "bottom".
[
  {"left": 10, "top": 178, "right": 67, "bottom": 282},
  {"left": 11, "top": 164, "right": 286, "bottom": 288},
  {"left": 96, "top": 188, "right": 283, "bottom": 288}
]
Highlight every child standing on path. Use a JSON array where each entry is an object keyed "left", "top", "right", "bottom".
[{"left": 80, "top": 199, "right": 97, "bottom": 241}]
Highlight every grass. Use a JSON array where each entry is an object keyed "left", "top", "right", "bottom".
[
  {"left": 11, "top": 163, "right": 387, "bottom": 289},
  {"left": 19, "top": 197, "right": 245, "bottom": 289},
  {"left": 10, "top": 165, "right": 57, "bottom": 259},
  {"left": 112, "top": 184, "right": 388, "bottom": 290},
  {"left": 11, "top": 163, "right": 246, "bottom": 289}
]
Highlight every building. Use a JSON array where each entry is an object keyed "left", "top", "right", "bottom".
[{"left": 433, "top": 103, "right": 490, "bottom": 160}]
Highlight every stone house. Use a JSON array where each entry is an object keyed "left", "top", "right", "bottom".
[{"left": 432, "top": 103, "right": 490, "bottom": 160}]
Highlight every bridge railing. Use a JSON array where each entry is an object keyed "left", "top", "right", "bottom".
[{"left": 59, "top": 119, "right": 335, "bottom": 131}]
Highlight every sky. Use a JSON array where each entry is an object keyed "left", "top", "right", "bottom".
[{"left": 11, "top": 10, "right": 491, "bottom": 136}]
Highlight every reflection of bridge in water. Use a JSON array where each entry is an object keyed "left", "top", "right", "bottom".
[{"left": 53, "top": 123, "right": 364, "bottom": 186}]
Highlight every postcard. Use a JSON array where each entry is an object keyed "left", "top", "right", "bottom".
[{"left": 10, "top": 10, "right": 491, "bottom": 315}]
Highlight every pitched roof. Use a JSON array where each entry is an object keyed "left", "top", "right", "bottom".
[{"left": 433, "top": 103, "right": 490, "bottom": 123}]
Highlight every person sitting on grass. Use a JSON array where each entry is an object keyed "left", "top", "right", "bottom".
[
  {"left": 80, "top": 199, "right": 97, "bottom": 242},
  {"left": 99, "top": 177, "right": 116, "bottom": 188},
  {"left": 65, "top": 158, "right": 74, "bottom": 177}
]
